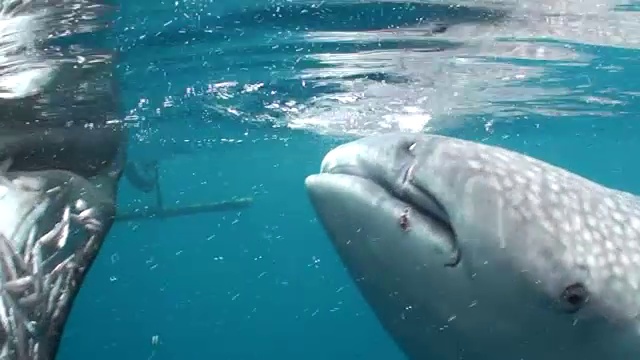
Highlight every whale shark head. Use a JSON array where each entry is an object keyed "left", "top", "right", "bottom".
[{"left": 305, "top": 133, "right": 640, "bottom": 360}]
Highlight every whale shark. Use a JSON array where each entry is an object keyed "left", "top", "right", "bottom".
[{"left": 305, "top": 133, "right": 640, "bottom": 360}]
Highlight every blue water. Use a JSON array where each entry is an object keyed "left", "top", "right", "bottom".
[{"left": 52, "top": 0, "right": 640, "bottom": 359}]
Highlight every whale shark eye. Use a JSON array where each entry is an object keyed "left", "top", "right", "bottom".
[
  {"left": 407, "top": 142, "right": 417, "bottom": 152},
  {"left": 559, "top": 282, "right": 589, "bottom": 313}
]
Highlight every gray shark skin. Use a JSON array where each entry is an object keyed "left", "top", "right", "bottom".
[{"left": 305, "top": 133, "right": 640, "bottom": 360}]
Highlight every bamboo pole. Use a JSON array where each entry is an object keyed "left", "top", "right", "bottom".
[{"left": 115, "top": 197, "right": 253, "bottom": 221}]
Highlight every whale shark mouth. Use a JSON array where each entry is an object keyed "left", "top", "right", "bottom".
[
  {"left": 398, "top": 162, "right": 452, "bottom": 228},
  {"left": 319, "top": 158, "right": 461, "bottom": 267}
]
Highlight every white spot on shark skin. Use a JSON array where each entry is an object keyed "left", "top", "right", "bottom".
[
  {"left": 611, "top": 210, "right": 624, "bottom": 222},
  {"left": 467, "top": 160, "right": 482, "bottom": 170}
]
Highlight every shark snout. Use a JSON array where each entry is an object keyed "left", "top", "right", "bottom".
[{"left": 319, "top": 141, "right": 365, "bottom": 177}]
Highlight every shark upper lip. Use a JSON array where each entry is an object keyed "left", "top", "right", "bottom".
[
  {"left": 319, "top": 154, "right": 461, "bottom": 267},
  {"left": 320, "top": 159, "right": 450, "bottom": 226},
  {"left": 322, "top": 158, "right": 454, "bottom": 232}
]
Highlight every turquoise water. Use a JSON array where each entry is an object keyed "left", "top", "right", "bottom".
[{"left": 56, "top": 0, "right": 640, "bottom": 359}]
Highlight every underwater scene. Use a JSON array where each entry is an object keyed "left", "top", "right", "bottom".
[{"left": 1, "top": 0, "right": 640, "bottom": 359}]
